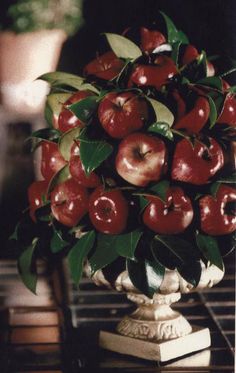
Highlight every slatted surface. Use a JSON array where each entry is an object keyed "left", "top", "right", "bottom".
[{"left": 66, "top": 259, "right": 235, "bottom": 372}]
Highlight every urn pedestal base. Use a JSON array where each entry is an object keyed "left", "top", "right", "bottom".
[{"left": 99, "top": 327, "right": 211, "bottom": 362}]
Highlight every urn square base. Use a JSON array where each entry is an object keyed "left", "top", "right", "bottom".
[{"left": 99, "top": 327, "right": 211, "bottom": 362}]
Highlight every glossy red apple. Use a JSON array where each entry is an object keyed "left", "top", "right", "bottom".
[
  {"left": 89, "top": 186, "right": 128, "bottom": 234},
  {"left": 40, "top": 141, "right": 67, "bottom": 182},
  {"left": 84, "top": 51, "right": 125, "bottom": 80},
  {"left": 216, "top": 94, "right": 236, "bottom": 127},
  {"left": 171, "top": 138, "right": 224, "bottom": 185},
  {"left": 143, "top": 186, "right": 194, "bottom": 234},
  {"left": 69, "top": 155, "right": 101, "bottom": 188},
  {"left": 58, "top": 90, "right": 94, "bottom": 133},
  {"left": 128, "top": 55, "right": 178, "bottom": 90},
  {"left": 140, "top": 27, "right": 166, "bottom": 54},
  {"left": 28, "top": 180, "right": 48, "bottom": 222},
  {"left": 173, "top": 96, "right": 210, "bottom": 133},
  {"left": 116, "top": 132, "right": 167, "bottom": 187},
  {"left": 98, "top": 92, "right": 149, "bottom": 138},
  {"left": 200, "top": 185, "right": 236, "bottom": 235},
  {"left": 51, "top": 178, "right": 89, "bottom": 227}
]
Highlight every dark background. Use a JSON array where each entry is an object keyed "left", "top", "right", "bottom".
[
  {"left": 0, "top": 0, "right": 236, "bottom": 254},
  {"left": 59, "top": 0, "right": 236, "bottom": 74}
]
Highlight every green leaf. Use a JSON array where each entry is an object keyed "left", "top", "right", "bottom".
[
  {"left": 149, "top": 180, "right": 170, "bottom": 202},
  {"left": 171, "top": 42, "right": 182, "bottom": 65},
  {"left": 148, "top": 98, "right": 174, "bottom": 126},
  {"left": 115, "top": 230, "right": 143, "bottom": 259},
  {"left": 47, "top": 164, "right": 71, "bottom": 193},
  {"left": 160, "top": 12, "right": 189, "bottom": 44},
  {"left": 50, "top": 227, "right": 68, "bottom": 253},
  {"left": 29, "top": 128, "right": 61, "bottom": 142},
  {"left": 18, "top": 238, "right": 38, "bottom": 294},
  {"left": 197, "top": 77, "right": 223, "bottom": 90},
  {"left": 177, "top": 260, "right": 202, "bottom": 287},
  {"left": 79, "top": 130, "right": 113, "bottom": 175},
  {"left": 151, "top": 235, "right": 199, "bottom": 270},
  {"left": 9, "top": 221, "right": 20, "bottom": 241},
  {"left": 59, "top": 127, "right": 82, "bottom": 161},
  {"left": 68, "top": 231, "right": 95, "bottom": 285},
  {"left": 139, "top": 195, "right": 149, "bottom": 212},
  {"left": 208, "top": 96, "right": 218, "bottom": 128},
  {"left": 227, "top": 85, "right": 236, "bottom": 93},
  {"left": 210, "top": 182, "right": 221, "bottom": 197},
  {"left": 148, "top": 122, "right": 174, "bottom": 140},
  {"left": 89, "top": 234, "right": 120, "bottom": 273},
  {"left": 105, "top": 33, "right": 142, "bottom": 60},
  {"left": 69, "top": 95, "right": 99, "bottom": 123},
  {"left": 127, "top": 258, "right": 165, "bottom": 298},
  {"left": 197, "top": 51, "right": 207, "bottom": 75},
  {"left": 45, "top": 92, "right": 72, "bottom": 127},
  {"left": 39, "top": 72, "right": 85, "bottom": 90},
  {"left": 196, "top": 233, "right": 224, "bottom": 271}
]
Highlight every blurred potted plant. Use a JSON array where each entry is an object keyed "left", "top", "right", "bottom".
[{"left": 0, "top": 0, "right": 84, "bottom": 115}]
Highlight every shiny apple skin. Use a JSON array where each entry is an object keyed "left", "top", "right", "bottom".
[
  {"left": 116, "top": 132, "right": 167, "bottom": 187},
  {"left": 173, "top": 96, "right": 210, "bottom": 133},
  {"left": 129, "top": 55, "right": 178, "bottom": 90},
  {"left": 28, "top": 180, "right": 48, "bottom": 222},
  {"left": 69, "top": 155, "right": 101, "bottom": 188},
  {"left": 140, "top": 27, "right": 166, "bottom": 54},
  {"left": 84, "top": 51, "right": 125, "bottom": 80},
  {"left": 40, "top": 141, "right": 66, "bottom": 182},
  {"left": 200, "top": 185, "right": 236, "bottom": 235},
  {"left": 171, "top": 138, "right": 224, "bottom": 185},
  {"left": 217, "top": 94, "right": 236, "bottom": 127},
  {"left": 143, "top": 187, "right": 194, "bottom": 234},
  {"left": 58, "top": 91, "right": 94, "bottom": 133},
  {"left": 98, "top": 92, "right": 149, "bottom": 139},
  {"left": 51, "top": 179, "right": 89, "bottom": 227},
  {"left": 89, "top": 186, "right": 128, "bottom": 234}
]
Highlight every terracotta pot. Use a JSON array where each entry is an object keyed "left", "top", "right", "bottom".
[{"left": 0, "top": 29, "right": 67, "bottom": 115}]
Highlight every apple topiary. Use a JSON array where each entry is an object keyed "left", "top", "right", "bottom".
[{"left": 11, "top": 12, "right": 236, "bottom": 297}]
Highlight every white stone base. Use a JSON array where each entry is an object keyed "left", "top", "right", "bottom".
[{"left": 99, "top": 327, "right": 211, "bottom": 362}]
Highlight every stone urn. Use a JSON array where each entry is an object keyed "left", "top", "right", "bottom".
[{"left": 89, "top": 261, "right": 224, "bottom": 362}]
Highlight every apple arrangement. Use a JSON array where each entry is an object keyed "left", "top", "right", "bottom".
[{"left": 11, "top": 12, "right": 236, "bottom": 296}]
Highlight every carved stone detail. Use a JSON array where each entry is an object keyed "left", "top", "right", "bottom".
[{"left": 88, "top": 260, "right": 224, "bottom": 343}]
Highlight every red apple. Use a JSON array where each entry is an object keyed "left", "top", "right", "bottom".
[
  {"left": 181, "top": 45, "right": 199, "bottom": 65},
  {"left": 51, "top": 178, "right": 89, "bottom": 227},
  {"left": 181, "top": 45, "right": 215, "bottom": 76},
  {"left": 58, "top": 90, "right": 94, "bottom": 133},
  {"left": 216, "top": 94, "right": 236, "bottom": 127},
  {"left": 116, "top": 132, "right": 167, "bottom": 187},
  {"left": 200, "top": 185, "right": 236, "bottom": 235},
  {"left": 28, "top": 180, "right": 48, "bottom": 222},
  {"left": 69, "top": 155, "right": 101, "bottom": 188},
  {"left": 173, "top": 96, "right": 210, "bottom": 133},
  {"left": 171, "top": 138, "right": 224, "bottom": 185},
  {"left": 140, "top": 27, "right": 166, "bottom": 54},
  {"left": 40, "top": 141, "right": 67, "bottom": 182},
  {"left": 171, "top": 89, "right": 186, "bottom": 120},
  {"left": 128, "top": 55, "right": 178, "bottom": 90},
  {"left": 98, "top": 92, "right": 149, "bottom": 138},
  {"left": 89, "top": 186, "right": 128, "bottom": 234},
  {"left": 84, "top": 51, "right": 125, "bottom": 80},
  {"left": 143, "top": 186, "right": 194, "bottom": 234}
]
